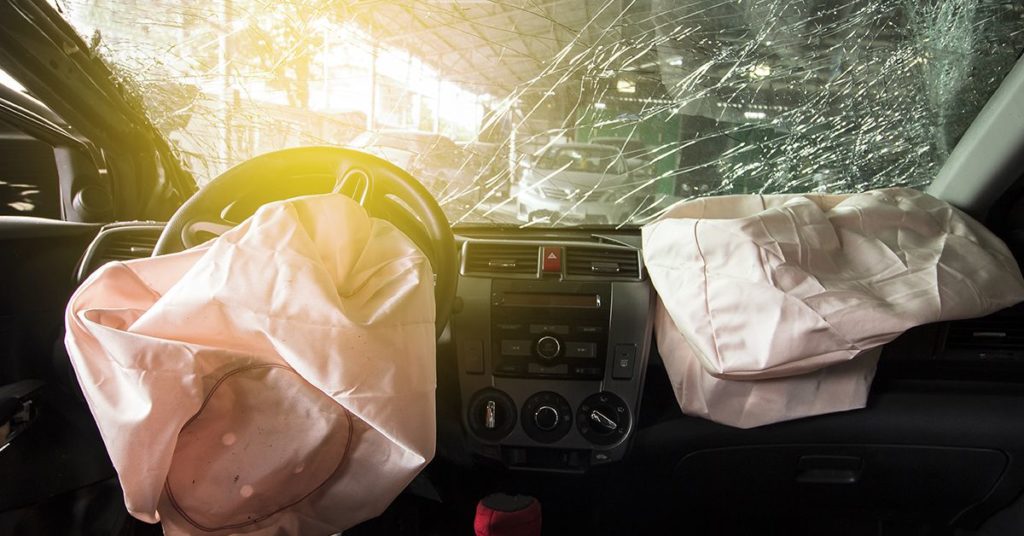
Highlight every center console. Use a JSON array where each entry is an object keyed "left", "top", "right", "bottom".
[{"left": 453, "top": 238, "right": 654, "bottom": 471}]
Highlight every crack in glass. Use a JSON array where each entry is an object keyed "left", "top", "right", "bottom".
[{"left": 56, "top": 0, "right": 1024, "bottom": 228}]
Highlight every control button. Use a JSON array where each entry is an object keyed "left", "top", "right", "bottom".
[
  {"left": 460, "top": 339, "right": 484, "bottom": 374},
  {"left": 591, "top": 451, "right": 613, "bottom": 465},
  {"left": 527, "top": 363, "right": 569, "bottom": 375},
  {"left": 480, "top": 444, "right": 501, "bottom": 459},
  {"left": 529, "top": 324, "right": 570, "bottom": 335},
  {"left": 577, "top": 392, "right": 630, "bottom": 446},
  {"left": 521, "top": 391, "right": 573, "bottom": 443},
  {"left": 612, "top": 344, "right": 637, "bottom": 380},
  {"left": 497, "top": 323, "right": 524, "bottom": 331},
  {"left": 572, "top": 366, "right": 602, "bottom": 377},
  {"left": 506, "top": 447, "right": 527, "bottom": 466},
  {"left": 495, "top": 362, "right": 526, "bottom": 375},
  {"left": 535, "top": 336, "right": 562, "bottom": 360},
  {"left": 542, "top": 246, "right": 562, "bottom": 273},
  {"left": 467, "top": 388, "right": 516, "bottom": 441},
  {"left": 501, "top": 339, "right": 533, "bottom": 356},
  {"left": 577, "top": 325, "right": 604, "bottom": 334},
  {"left": 564, "top": 342, "right": 598, "bottom": 358},
  {"left": 533, "top": 406, "right": 560, "bottom": 431}
]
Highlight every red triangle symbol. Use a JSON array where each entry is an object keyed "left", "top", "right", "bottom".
[{"left": 547, "top": 252, "right": 557, "bottom": 259}]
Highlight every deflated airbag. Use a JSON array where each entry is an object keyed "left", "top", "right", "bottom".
[
  {"left": 642, "top": 188, "right": 1024, "bottom": 428},
  {"left": 64, "top": 194, "right": 436, "bottom": 534}
]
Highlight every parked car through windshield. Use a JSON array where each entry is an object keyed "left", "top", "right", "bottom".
[{"left": 516, "top": 143, "right": 647, "bottom": 224}]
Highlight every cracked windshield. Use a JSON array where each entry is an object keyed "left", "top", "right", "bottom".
[{"left": 57, "top": 0, "right": 1024, "bottom": 227}]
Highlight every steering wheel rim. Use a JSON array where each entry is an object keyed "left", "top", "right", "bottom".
[{"left": 154, "top": 146, "right": 458, "bottom": 337}]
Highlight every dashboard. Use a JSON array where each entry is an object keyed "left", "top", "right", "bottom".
[
  {"left": 69, "top": 221, "right": 1024, "bottom": 530},
  {"left": 73, "top": 223, "right": 660, "bottom": 473}
]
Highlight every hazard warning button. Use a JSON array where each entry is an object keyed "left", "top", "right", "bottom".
[{"left": 542, "top": 247, "right": 562, "bottom": 273}]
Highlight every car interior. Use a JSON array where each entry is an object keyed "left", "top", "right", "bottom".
[{"left": 2, "top": 0, "right": 1024, "bottom": 535}]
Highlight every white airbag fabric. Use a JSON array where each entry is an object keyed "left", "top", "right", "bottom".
[
  {"left": 642, "top": 188, "right": 1024, "bottom": 428},
  {"left": 64, "top": 193, "right": 436, "bottom": 534}
]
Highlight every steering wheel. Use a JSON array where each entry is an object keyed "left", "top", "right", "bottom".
[{"left": 153, "top": 146, "right": 458, "bottom": 337}]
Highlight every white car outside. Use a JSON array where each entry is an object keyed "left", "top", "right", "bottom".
[{"left": 516, "top": 143, "right": 640, "bottom": 224}]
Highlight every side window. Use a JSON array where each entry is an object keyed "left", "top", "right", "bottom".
[
  {"left": 0, "top": 70, "right": 62, "bottom": 219},
  {"left": 0, "top": 121, "right": 62, "bottom": 219}
]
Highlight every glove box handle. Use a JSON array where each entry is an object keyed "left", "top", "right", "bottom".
[{"left": 796, "top": 455, "right": 863, "bottom": 484}]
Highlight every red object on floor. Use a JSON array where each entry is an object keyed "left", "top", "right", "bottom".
[{"left": 474, "top": 494, "right": 541, "bottom": 536}]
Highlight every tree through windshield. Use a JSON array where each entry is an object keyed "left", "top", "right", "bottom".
[{"left": 56, "top": 0, "right": 1024, "bottom": 227}]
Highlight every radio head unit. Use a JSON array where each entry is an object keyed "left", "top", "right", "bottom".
[{"left": 490, "top": 280, "right": 612, "bottom": 380}]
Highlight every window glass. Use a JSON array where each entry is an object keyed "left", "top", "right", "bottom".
[
  {"left": 0, "top": 68, "right": 62, "bottom": 219},
  {"left": 537, "top": 147, "right": 624, "bottom": 174},
  {"left": 59, "top": 0, "right": 1024, "bottom": 227}
]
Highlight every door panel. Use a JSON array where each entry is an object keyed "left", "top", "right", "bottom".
[
  {"left": 0, "top": 217, "right": 113, "bottom": 513},
  {"left": 0, "top": 217, "right": 97, "bottom": 383}
]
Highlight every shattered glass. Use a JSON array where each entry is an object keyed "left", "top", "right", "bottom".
[{"left": 56, "top": 0, "right": 1024, "bottom": 227}]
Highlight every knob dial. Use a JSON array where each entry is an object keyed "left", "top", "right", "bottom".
[
  {"left": 533, "top": 405, "right": 560, "bottom": 431},
  {"left": 577, "top": 392, "right": 631, "bottom": 446},
  {"left": 467, "top": 388, "right": 516, "bottom": 441},
  {"left": 535, "top": 336, "right": 561, "bottom": 360},
  {"left": 521, "top": 391, "right": 572, "bottom": 443},
  {"left": 588, "top": 408, "right": 618, "bottom": 433}
]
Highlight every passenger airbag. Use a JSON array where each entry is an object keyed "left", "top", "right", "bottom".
[{"left": 642, "top": 188, "right": 1024, "bottom": 428}]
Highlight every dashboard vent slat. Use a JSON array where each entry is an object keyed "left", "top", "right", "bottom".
[
  {"left": 564, "top": 246, "right": 641, "bottom": 279},
  {"left": 946, "top": 319, "right": 1024, "bottom": 351},
  {"left": 943, "top": 304, "right": 1024, "bottom": 358},
  {"left": 462, "top": 243, "right": 539, "bottom": 276},
  {"left": 80, "top": 225, "right": 164, "bottom": 280}
]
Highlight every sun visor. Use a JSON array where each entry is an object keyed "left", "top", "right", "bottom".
[
  {"left": 64, "top": 194, "right": 436, "bottom": 534},
  {"left": 642, "top": 188, "right": 1024, "bottom": 428}
]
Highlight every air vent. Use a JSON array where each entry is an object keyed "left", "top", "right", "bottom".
[
  {"left": 462, "top": 242, "right": 539, "bottom": 276},
  {"left": 78, "top": 224, "right": 164, "bottom": 281},
  {"left": 944, "top": 305, "right": 1024, "bottom": 359},
  {"left": 564, "top": 246, "right": 641, "bottom": 279}
]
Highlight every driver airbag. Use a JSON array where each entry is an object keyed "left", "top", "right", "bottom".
[{"left": 64, "top": 194, "right": 436, "bottom": 534}]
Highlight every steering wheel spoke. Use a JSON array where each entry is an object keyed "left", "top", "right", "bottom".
[
  {"left": 182, "top": 218, "right": 234, "bottom": 249},
  {"left": 333, "top": 165, "right": 378, "bottom": 210}
]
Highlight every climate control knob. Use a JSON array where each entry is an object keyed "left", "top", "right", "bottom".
[
  {"left": 467, "top": 388, "right": 516, "bottom": 441},
  {"left": 577, "top": 392, "right": 630, "bottom": 446},
  {"left": 533, "top": 405, "right": 560, "bottom": 431},
  {"left": 521, "top": 391, "right": 572, "bottom": 443},
  {"left": 588, "top": 408, "right": 618, "bottom": 433}
]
